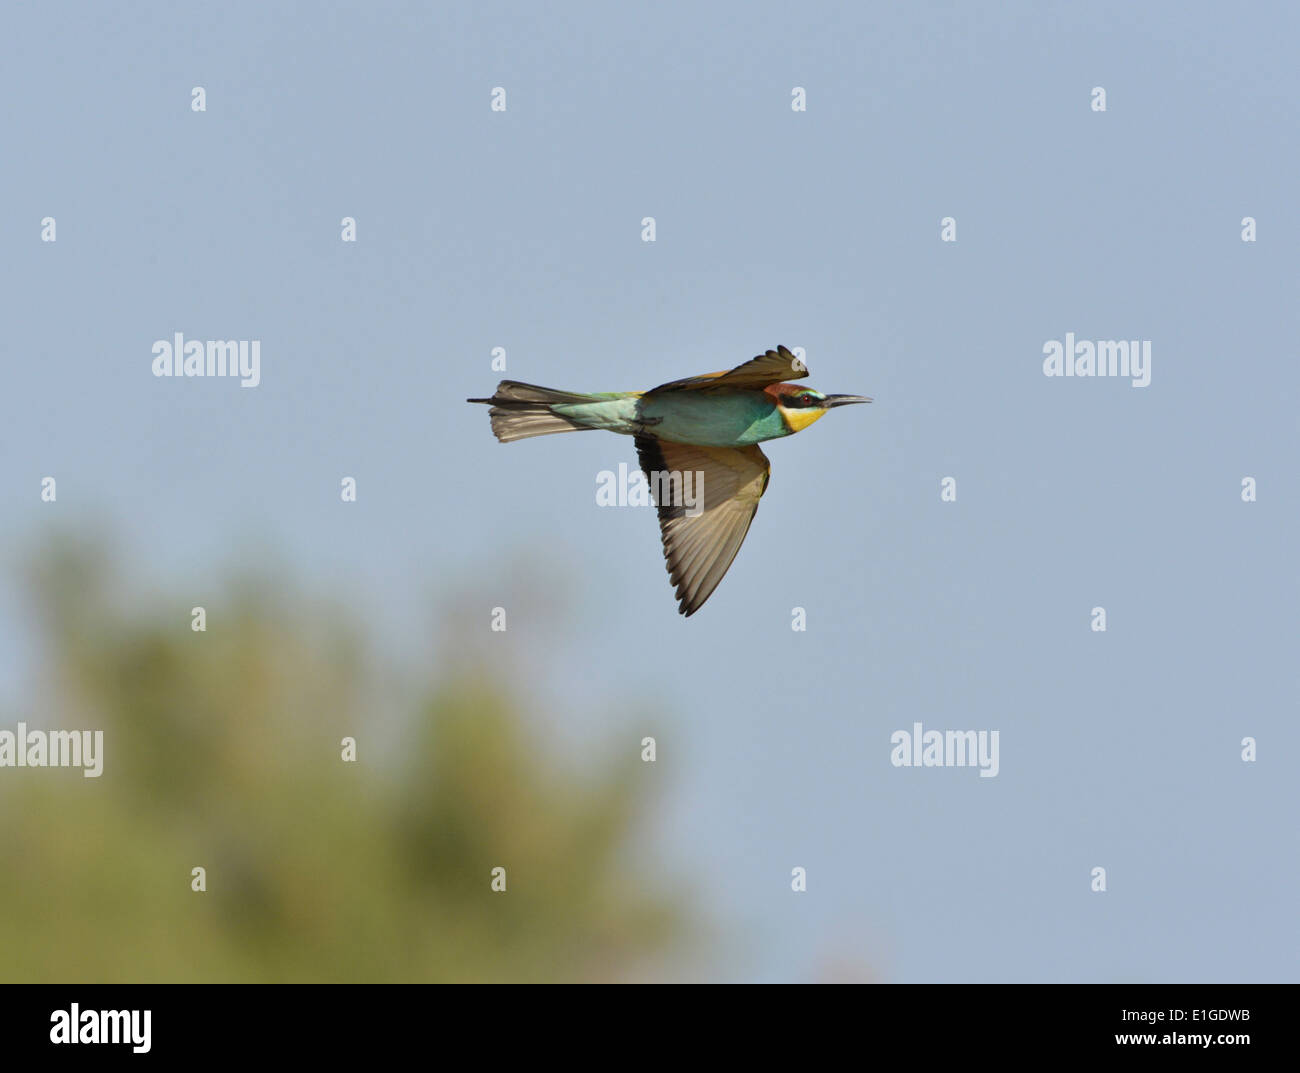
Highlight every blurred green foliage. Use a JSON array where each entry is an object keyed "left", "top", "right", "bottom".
[{"left": 0, "top": 539, "right": 681, "bottom": 982}]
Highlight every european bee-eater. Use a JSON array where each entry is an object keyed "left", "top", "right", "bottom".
[{"left": 469, "top": 346, "right": 871, "bottom": 616}]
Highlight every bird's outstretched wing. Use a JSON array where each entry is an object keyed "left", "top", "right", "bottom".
[
  {"left": 645, "top": 345, "right": 808, "bottom": 395},
  {"left": 634, "top": 436, "right": 771, "bottom": 616}
]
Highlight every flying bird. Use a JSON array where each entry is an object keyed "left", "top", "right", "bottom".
[{"left": 468, "top": 346, "right": 871, "bottom": 616}]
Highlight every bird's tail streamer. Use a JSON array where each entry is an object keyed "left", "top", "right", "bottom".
[{"left": 467, "top": 381, "right": 601, "bottom": 443}]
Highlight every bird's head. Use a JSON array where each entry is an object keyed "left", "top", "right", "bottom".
[{"left": 764, "top": 382, "right": 873, "bottom": 433}]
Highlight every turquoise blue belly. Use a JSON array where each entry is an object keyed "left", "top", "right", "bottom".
[
  {"left": 639, "top": 392, "right": 789, "bottom": 446},
  {"left": 553, "top": 391, "right": 790, "bottom": 446}
]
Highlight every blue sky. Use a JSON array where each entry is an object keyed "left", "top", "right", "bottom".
[{"left": 2, "top": 1, "right": 1297, "bottom": 980}]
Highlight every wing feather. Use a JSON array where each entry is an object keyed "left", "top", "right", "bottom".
[
  {"left": 633, "top": 437, "right": 771, "bottom": 615},
  {"left": 646, "top": 345, "right": 808, "bottom": 395}
]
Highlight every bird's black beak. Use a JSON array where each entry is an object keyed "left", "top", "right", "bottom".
[{"left": 823, "top": 394, "right": 873, "bottom": 408}]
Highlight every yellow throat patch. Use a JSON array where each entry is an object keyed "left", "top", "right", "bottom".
[{"left": 780, "top": 405, "right": 829, "bottom": 433}]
